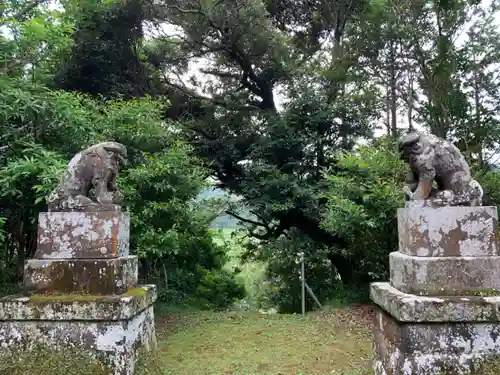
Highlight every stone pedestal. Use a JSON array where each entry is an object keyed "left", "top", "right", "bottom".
[
  {"left": 0, "top": 211, "right": 157, "bottom": 375},
  {"left": 371, "top": 204, "right": 500, "bottom": 375}
]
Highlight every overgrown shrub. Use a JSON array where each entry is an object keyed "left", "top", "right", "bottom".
[
  {"left": 245, "top": 138, "right": 405, "bottom": 313},
  {"left": 320, "top": 138, "right": 406, "bottom": 282},
  {"left": 0, "top": 75, "right": 242, "bottom": 308},
  {"left": 476, "top": 170, "right": 500, "bottom": 209},
  {"left": 241, "top": 228, "right": 343, "bottom": 313},
  {"left": 193, "top": 268, "right": 246, "bottom": 310}
]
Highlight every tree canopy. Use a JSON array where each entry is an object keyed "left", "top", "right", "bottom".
[{"left": 2, "top": 0, "right": 500, "bottom": 312}]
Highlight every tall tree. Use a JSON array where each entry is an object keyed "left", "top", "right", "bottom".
[
  {"left": 53, "top": 0, "right": 155, "bottom": 98},
  {"left": 141, "top": 0, "right": 379, "bottom": 283}
]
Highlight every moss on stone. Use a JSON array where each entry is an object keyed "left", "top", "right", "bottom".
[
  {"left": 31, "top": 307, "right": 42, "bottom": 320},
  {"left": 471, "top": 356, "right": 500, "bottom": 375},
  {"left": 28, "top": 293, "right": 108, "bottom": 303},
  {"left": 0, "top": 344, "right": 165, "bottom": 375},
  {"left": 27, "top": 287, "right": 147, "bottom": 304},
  {"left": 469, "top": 289, "right": 500, "bottom": 297},
  {"left": 0, "top": 345, "right": 111, "bottom": 375},
  {"left": 123, "top": 287, "right": 147, "bottom": 297}
]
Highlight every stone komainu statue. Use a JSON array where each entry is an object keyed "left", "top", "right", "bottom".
[
  {"left": 48, "top": 142, "right": 127, "bottom": 211},
  {"left": 398, "top": 132, "right": 483, "bottom": 206}
]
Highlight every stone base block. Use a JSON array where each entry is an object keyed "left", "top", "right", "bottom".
[
  {"left": 389, "top": 251, "right": 500, "bottom": 296},
  {"left": 35, "top": 211, "right": 130, "bottom": 259},
  {"left": 371, "top": 283, "right": 500, "bottom": 375},
  {"left": 24, "top": 255, "right": 138, "bottom": 295},
  {"left": 0, "top": 285, "right": 157, "bottom": 375},
  {"left": 398, "top": 206, "right": 498, "bottom": 257},
  {"left": 372, "top": 309, "right": 500, "bottom": 374},
  {"left": 370, "top": 282, "right": 500, "bottom": 322}
]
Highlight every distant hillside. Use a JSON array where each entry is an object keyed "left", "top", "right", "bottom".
[{"left": 197, "top": 187, "right": 253, "bottom": 229}]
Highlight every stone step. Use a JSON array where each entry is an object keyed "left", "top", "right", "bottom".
[
  {"left": 0, "top": 285, "right": 156, "bottom": 321},
  {"left": 371, "top": 282, "right": 500, "bottom": 375},
  {"left": 370, "top": 282, "right": 500, "bottom": 322},
  {"left": 24, "top": 256, "right": 138, "bottom": 295},
  {"left": 390, "top": 251, "right": 500, "bottom": 296},
  {"left": 0, "top": 285, "right": 157, "bottom": 375}
]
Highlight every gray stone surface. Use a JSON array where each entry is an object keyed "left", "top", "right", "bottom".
[
  {"left": 398, "top": 132, "right": 483, "bottom": 206},
  {"left": 24, "top": 256, "right": 138, "bottom": 295},
  {"left": 0, "top": 305, "right": 156, "bottom": 375},
  {"left": 35, "top": 211, "right": 130, "bottom": 259},
  {"left": 372, "top": 203, "right": 500, "bottom": 375},
  {"left": 371, "top": 282, "right": 500, "bottom": 322},
  {"left": 47, "top": 141, "right": 127, "bottom": 212},
  {"left": 0, "top": 285, "right": 156, "bottom": 321},
  {"left": 398, "top": 206, "right": 498, "bottom": 257},
  {"left": 389, "top": 251, "right": 500, "bottom": 296},
  {"left": 373, "top": 307, "right": 500, "bottom": 375}
]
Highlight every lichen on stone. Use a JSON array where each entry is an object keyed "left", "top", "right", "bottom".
[{"left": 472, "top": 356, "right": 500, "bottom": 375}]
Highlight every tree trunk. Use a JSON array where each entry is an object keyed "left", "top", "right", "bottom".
[{"left": 389, "top": 38, "right": 398, "bottom": 137}]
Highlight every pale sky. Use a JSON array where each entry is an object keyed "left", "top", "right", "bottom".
[
  {"left": 7, "top": 0, "right": 500, "bottom": 140},
  {"left": 144, "top": 0, "right": 500, "bottom": 139}
]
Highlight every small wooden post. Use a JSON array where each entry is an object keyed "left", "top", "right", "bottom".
[{"left": 300, "top": 251, "right": 305, "bottom": 318}]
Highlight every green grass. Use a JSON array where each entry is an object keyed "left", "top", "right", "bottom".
[{"left": 156, "top": 305, "right": 374, "bottom": 375}]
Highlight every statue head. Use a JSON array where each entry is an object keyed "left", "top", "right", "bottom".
[
  {"left": 48, "top": 141, "right": 128, "bottom": 211},
  {"left": 398, "top": 132, "right": 428, "bottom": 162},
  {"left": 84, "top": 141, "right": 127, "bottom": 166}
]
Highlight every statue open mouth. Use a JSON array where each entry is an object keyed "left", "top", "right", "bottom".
[{"left": 107, "top": 171, "right": 117, "bottom": 191}]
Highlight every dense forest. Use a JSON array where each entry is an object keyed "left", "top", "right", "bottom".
[{"left": 2, "top": 0, "right": 500, "bottom": 312}]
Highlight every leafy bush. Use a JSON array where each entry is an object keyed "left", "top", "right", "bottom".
[
  {"left": 253, "top": 229, "right": 346, "bottom": 313},
  {"left": 476, "top": 170, "right": 500, "bottom": 209},
  {"left": 0, "top": 75, "right": 242, "bottom": 308},
  {"left": 246, "top": 138, "right": 405, "bottom": 313},
  {"left": 193, "top": 268, "right": 246, "bottom": 310},
  {"left": 320, "top": 137, "right": 406, "bottom": 282}
]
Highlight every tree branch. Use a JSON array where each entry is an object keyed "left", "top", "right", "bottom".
[
  {"left": 200, "top": 69, "right": 241, "bottom": 80},
  {"left": 2, "top": 0, "right": 50, "bottom": 24},
  {"left": 225, "top": 211, "right": 268, "bottom": 228}
]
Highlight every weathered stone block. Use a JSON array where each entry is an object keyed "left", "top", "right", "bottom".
[
  {"left": 0, "top": 285, "right": 157, "bottom": 375},
  {"left": 398, "top": 206, "right": 498, "bottom": 257},
  {"left": 24, "top": 256, "right": 138, "bottom": 295},
  {"left": 35, "top": 211, "right": 130, "bottom": 259},
  {"left": 389, "top": 251, "right": 500, "bottom": 296},
  {"left": 0, "top": 285, "right": 157, "bottom": 321},
  {"left": 371, "top": 282, "right": 500, "bottom": 323},
  {"left": 372, "top": 306, "right": 500, "bottom": 375}
]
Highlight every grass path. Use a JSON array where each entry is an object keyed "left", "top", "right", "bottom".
[{"left": 155, "top": 305, "right": 374, "bottom": 375}]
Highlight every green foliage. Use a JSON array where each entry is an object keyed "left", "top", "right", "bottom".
[
  {"left": 53, "top": 0, "right": 157, "bottom": 98},
  {"left": 193, "top": 267, "right": 246, "bottom": 310},
  {"left": 3, "top": 0, "right": 500, "bottom": 319},
  {"left": 0, "top": 74, "right": 242, "bottom": 308},
  {"left": 258, "top": 230, "right": 345, "bottom": 313},
  {"left": 321, "top": 138, "right": 406, "bottom": 281},
  {"left": 476, "top": 170, "right": 500, "bottom": 209},
  {"left": 1, "top": 2, "right": 75, "bottom": 83},
  {"left": 245, "top": 138, "right": 405, "bottom": 313}
]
